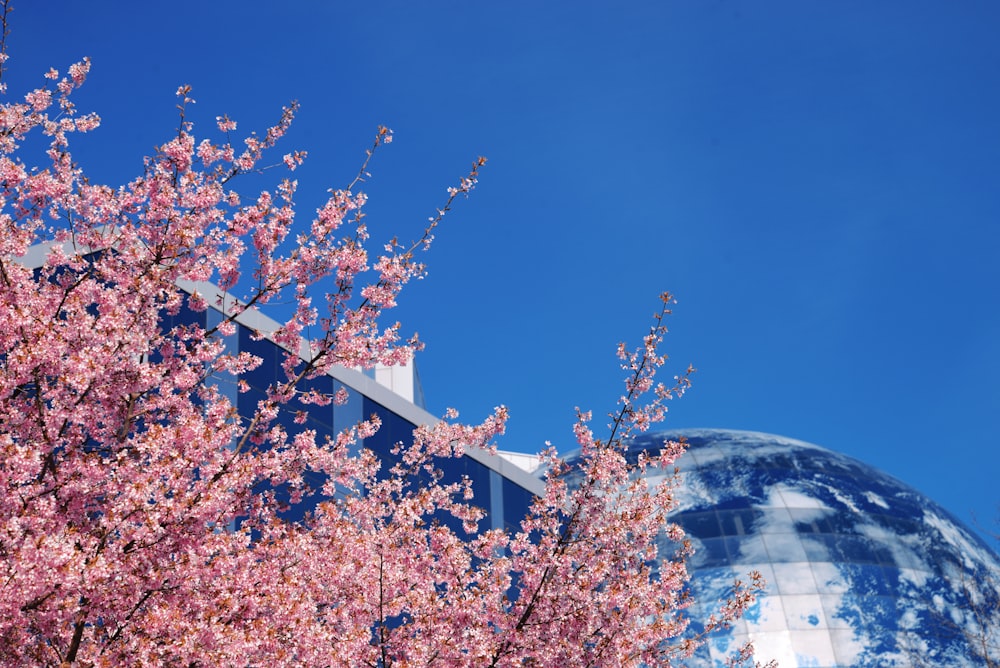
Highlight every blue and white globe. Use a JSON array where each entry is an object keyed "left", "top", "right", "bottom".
[{"left": 608, "top": 429, "right": 1000, "bottom": 667}]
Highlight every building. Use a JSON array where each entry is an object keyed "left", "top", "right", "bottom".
[
  {"left": 581, "top": 429, "right": 1000, "bottom": 667},
  {"left": 20, "top": 240, "right": 544, "bottom": 535}
]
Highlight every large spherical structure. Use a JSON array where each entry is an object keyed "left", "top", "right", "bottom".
[{"left": 598, "top": 429, "right": 1000, "bottom": 667}]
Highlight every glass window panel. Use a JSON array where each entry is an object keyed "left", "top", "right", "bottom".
[
  {"left": 871, "top": 511, "right": 923, "bottom": 537},
  {"left": 830, "top": 627, "right": 865, "bottom": 665},
  {"left": 757, "top": 452, "right": 799, "bottom": 472},
  {"left": 799, "top": 534, "right": 837, "bottom": 563},
  {"left": 761, "top": 531, "right": 809, "bottom": 563},
  {"left": 687, "top": 567, "right": 748, "bottom": 603},
  {"left": 678, "top": 511, "right": 722, "bottom": 539},
  {"left": 772, "top": 562, "right": 819, "bottom": 595},
  {"left": 361, "top": 397, "right": 415, "bottom": 466},
  {"left": 820, "top": 594, "right": 854, "bottom": 630},
  {"left": 711, "top": 496, "right": 755, "bottom": 511},
  {"left": 808, "top": 560, "right": 851, "bottom": 597},
  {"left": 726, "top": 533, "right": 768, "bottom": 564},
  {"left": 500, "top": 477, "right": 533, "bottom": 533},
  {"left": 690, "top": 537, "right": 731, "bottom": 569},
  {"left": 821, "top": 535, "right": 870, "bottom": 564},
  {"left": 742, "top": 594, "right": 787, "bottom": 632},
  {"left": 332, "top": 382, "right": 363, "bottom": 439},
  {"left": 718, "top": 508, "right": 760, "bottom": 537},
  {"left": 781, "top": 593, "right": 828, "bottom": 631},
  {"left": 786, "top": 507, "right": 832, "bottom": 534},
  {"left": 789, "top": 628, "right": 838, "bottom": 666},
  {"left": 839, "top": 563, "right": 896, "bottom": 597}
]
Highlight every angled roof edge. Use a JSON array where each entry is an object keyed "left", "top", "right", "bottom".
[{"left": 18, "top": 238, "right": 546, "bottom": 496}]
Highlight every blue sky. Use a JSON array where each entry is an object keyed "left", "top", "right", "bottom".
[{"left": 9, "top": 2, "right": 1000, "bottom": 542}]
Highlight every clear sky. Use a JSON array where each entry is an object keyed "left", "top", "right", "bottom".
[{"left": 8, "top": 2, "right": 1000, "bottom": 542}]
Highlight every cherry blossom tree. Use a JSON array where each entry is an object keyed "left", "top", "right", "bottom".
[{"left": 0, "top": 13, "right": 768, "bottom": 667}]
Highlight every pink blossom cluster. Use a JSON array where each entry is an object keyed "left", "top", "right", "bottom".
[{"left": 0, "top": 50, "right": 769, "bottom": 667}]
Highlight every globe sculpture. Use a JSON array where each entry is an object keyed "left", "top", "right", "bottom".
[{"left": 571, "top": 429, "right": 1000, "bottom": 667}]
